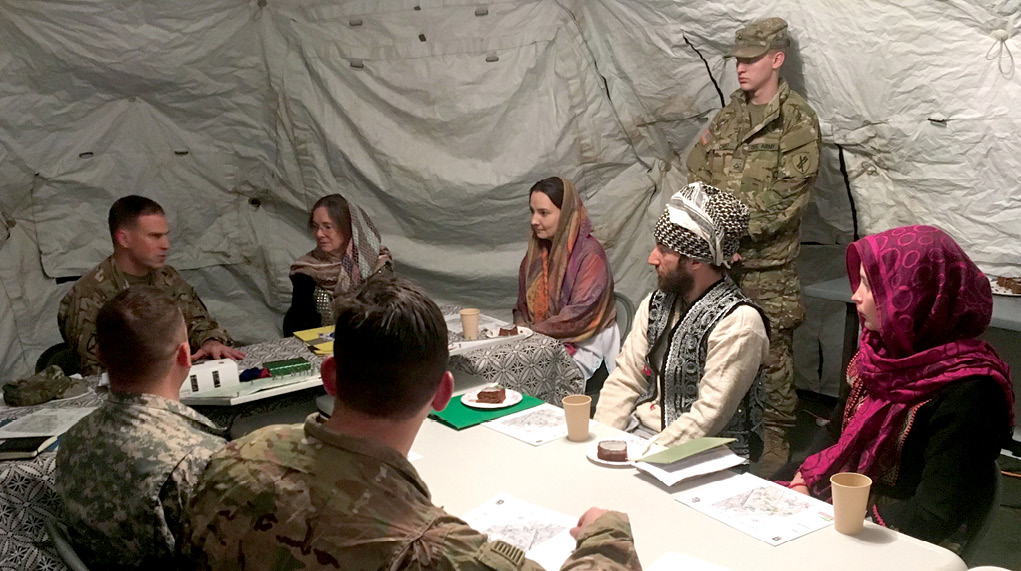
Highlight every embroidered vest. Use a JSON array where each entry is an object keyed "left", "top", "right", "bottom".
[{"left": 634, "top": 278, "right": 766, "bottom": 458}]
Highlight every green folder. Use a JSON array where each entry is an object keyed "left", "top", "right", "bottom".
[
  {"left": 429, "top": 394, "right": 543, "bottom": 430},
  {"left": 637, "top": 437, "right": 736, "bottom": 463}
]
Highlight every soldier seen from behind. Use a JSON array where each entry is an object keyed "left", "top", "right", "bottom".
[
  {"left": 55, "top": 286, "right": 228, "bottom": 569},
  {"left": 186, "top": 276, "right": 643, "bottom": 570}
]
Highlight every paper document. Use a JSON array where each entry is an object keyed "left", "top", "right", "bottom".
[
  {"left": 293, "top": 325, "right": 334, "bottom": 345},
  {"left": 485, "top": 403, "right": 590, "bottom": 446},
  {"left": 675, "top": 472, "right": 833, "bottom": 546},
  {"left": 0, "top": 407, "right": 96, "bottom": 438},
  {"left": 293, "top": 326, "right": 334, "bottom": 355},
  {"left": 634, "top": 445, "right": 746, "bottom": 486},
  {"left": 461, "top": 493, "right": 576, "bottom": 570},
  {"left": 178, "top": 359, "right": 321, "bottom": 406},
  {"left": 637, "top": 437, "right": 734, "bottom": 463},
  {"left": 647, "top": 553, "right": 737, "bottom": 571}
]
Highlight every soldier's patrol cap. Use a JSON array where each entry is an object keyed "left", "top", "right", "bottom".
[{"left": 727, "top": 17, "right": 790, "bottom": 58}]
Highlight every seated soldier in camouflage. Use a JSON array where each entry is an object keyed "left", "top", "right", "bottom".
[
  {"left": 55, "top": 286, "right": 228, "bottom": 569},
  {"left": 58, "top": 195, "right": 244, "bottom": 376},
  {"left": 187, "top": 276, "right": 642, "bottom": 570}
]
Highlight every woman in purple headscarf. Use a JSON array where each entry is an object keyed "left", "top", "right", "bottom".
[{"left": 789, "top": 225, "right": 1014, "bottom": 545}]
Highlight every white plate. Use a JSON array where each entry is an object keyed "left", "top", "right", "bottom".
[
  {"left": 461, "top": 387, "right": 523, "bottom": 409},
  {"left": 483, "top": 325, "right": 533, "bottom": 340},
  {"left": 989, "top": 275, "right": 1021, "bottom": 297},
  {"left": 586, "top": 438, "right": 647, "bottom": 468}
]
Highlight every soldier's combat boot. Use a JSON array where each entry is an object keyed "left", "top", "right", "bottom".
[{"left": 751, "top": 425, "right": 789, "bottom": 479}]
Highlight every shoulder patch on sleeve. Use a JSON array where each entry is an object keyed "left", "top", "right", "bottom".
[
  {"left": 790, "top": 152, "right": 814, "bottom": 175},
  {"left": 477, "top": 540, "right": 527, "bottom": 570},
  {"left": 700, "top": 128, "right": 713, "bottom": 146}
]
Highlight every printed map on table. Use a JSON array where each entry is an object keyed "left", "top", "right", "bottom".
[
  {"left": 484, "top": 403, "right": 580, "bottom": 445},
  {"left": 715, "top": 485, "right": 813, "bottom": 517},
  {"left": 675, "top": 472, "right": 834, "bottom": 545},
  {"left": 462, "top": 492, "right": 577, "bottom": 570},
  {"left": 0, "top": 407, "right": 96, "bottom": 438}
]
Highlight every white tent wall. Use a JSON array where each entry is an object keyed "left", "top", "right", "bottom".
[
  {"left": 0, "top": 1, "right": 291, "bottom": 377},
  {"left": 1, "top": 1, "right": 1019, "bottom": 406},
  {"left": 263, "top": 1, "right": 658, "bottom": 310}
]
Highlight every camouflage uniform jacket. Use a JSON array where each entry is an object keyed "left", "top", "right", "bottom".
[
  {"left": 686, "top": 79, "right": 820, "bottom": 329},
  {"left": 54, "top": 392, "right": 227, "bottom": 569},
  {"left": 686, "top": 78, "right": 820, "bottom": 270},
  {"left": 187, "top": 414, "right": 642, "bottom": 571},
  {"left": 58, "top": 255, "right": 233, "bottom": 376}
]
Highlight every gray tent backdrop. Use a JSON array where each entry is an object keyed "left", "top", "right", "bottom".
[{"left": 2, "top": 1, "right": 1019, "bottom": 409}]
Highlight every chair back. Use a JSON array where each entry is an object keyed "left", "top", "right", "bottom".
[
  {"left": 44, "top": 519, "right": 90, "bottom": 571},
  {"left": 34, "top": 343, "right": 79, "bottom": 376},
  {"left": 613, "top": 292, "right": 635, "bottom": 344}
]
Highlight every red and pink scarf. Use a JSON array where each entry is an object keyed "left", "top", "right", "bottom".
[{"left": 800, "top": 225, "right": 1014, "bottom": 499}]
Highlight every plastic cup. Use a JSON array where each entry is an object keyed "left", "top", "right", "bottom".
[
  {"left": 460, "top": 308, "right": 480, "bottom": 341},
  {"left": 562, "top": 395, "right": 592, "bottom": 441},
  {"left": 830, "top": 472, "right": 872, "bottom": 535}
]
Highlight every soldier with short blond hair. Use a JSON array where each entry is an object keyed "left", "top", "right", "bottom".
[{"left": 686, "top": 17, "right": 821, "bottom": 477}]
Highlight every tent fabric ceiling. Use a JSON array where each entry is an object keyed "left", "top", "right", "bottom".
[{"left": 1, "top": 0, "right": 1018, "bottom": 384}]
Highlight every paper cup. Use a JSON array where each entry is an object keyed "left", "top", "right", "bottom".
[
  {"left": 459, "top": 308, "right": 480, "bottom": 341},
  {"left": 562, "top": 395, "right": 592, "bottom": 442},
  {"left": 830, "top": 472, "right": 872, "bottom": 535}
]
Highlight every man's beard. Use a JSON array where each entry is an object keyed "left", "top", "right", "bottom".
[{"left": 658, "top": 265, "right": 694, "bottom": 297}]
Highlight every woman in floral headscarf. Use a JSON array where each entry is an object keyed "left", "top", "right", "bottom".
[
  {"left": 284, "top": 194, "right": 392, "bottom": 335},
  {"left": 513, "top": 177, "right": 618, "bottom": 402},
  {"left": 789, "top": 225, "right": 1014, "bottom": 545}
]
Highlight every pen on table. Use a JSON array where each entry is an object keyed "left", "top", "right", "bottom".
[{"left": 636, "top": 438, "right": 656, "bottom": 459}]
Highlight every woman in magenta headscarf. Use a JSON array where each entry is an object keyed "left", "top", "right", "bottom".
[{"left": 789, "top": 225, "right": 1014, "bottom": 545}]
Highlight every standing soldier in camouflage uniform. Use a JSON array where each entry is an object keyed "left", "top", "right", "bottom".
[
  {"left": 58, "top": 195, "right": 244, "bottom": 376},
  {"left": 55, "top": 286, "right": 228, "bottom": 568},
  {"left": 686, "top": 17, "right": 821, "bottom": 476},
  {"left": 187, "top": 276, "right": 642, "bottom": 571}
]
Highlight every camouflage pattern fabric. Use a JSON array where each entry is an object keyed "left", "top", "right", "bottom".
[
  {"left": 687, "top": 78, "right": 820, "bottom": 429},
  {"left": 1, "top": 364, "right": 87, "bottom": 406},
  {"left": 728, "top": 17, "right": 790, "bottom": 58},
  {"left": 186, "top": 414, "right": 642, "bottom": 571},
  {"left": 760, "top": 327, "right": 798, "bottom": 426},
  {"left": 736, "top": 264, "right": 800, "bottom": 426},
  {"left": 687, "top": 79, "right": 820, "bottom": 272},
  {"left": 57, "top": 255, "right": 233, "bottom": 376},
  {"left": 54, "top": 392, "right": 227, "bottom": 569}
]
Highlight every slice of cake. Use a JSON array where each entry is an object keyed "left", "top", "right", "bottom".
[
  {"left": 597, "top": 440, "right": 628, "bottom": 462},
  {"left": 996, "top": 276, "right": 1021, "bottom": 294},
  {"left": 476, "top": 387, "right": 506, "bottom": 404},
  {"left": 498, "top": 325, "right": 519, "bottom": 337}
]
